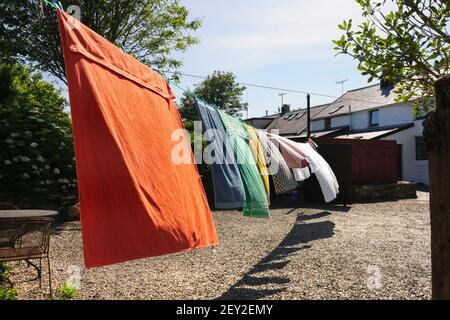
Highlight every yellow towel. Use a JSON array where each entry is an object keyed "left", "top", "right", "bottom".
[{"left": 243, "top": 124, "right": 270, "bottom": 204}]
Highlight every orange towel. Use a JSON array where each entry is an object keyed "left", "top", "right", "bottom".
[{"left": 57, "top": 10, "right": 218, "bottom": 268}]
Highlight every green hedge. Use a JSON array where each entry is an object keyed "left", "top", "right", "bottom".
[{"left": 0, "top": 61, "right": 77, "bottom": 203}]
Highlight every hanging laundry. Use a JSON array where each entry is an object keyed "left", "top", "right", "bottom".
[
  {"left": 57, "top": 10, "right": 218, "bottom": 268},
  {"left": 218, "top": 110, "right": 269, "bottom": 218},
  {"left": 288, "top": 141, "right": 339, "bottom": 202},
  {"left": 293, "top": 167, "right": 311, "bottom": 182},
  {"left": 268, "top": 134, "right": 310, "bottom": 169},
  {"left": 255, "top": 130, "right": 298, "bottom": 195},
  {"left": 269, "top": 134, "right": 339, "bottom": 203},
  {"left": 194, "top": 99, "right": 246, "bottom": 209},
  {"left": 243, "top": 124, "right": 270, "bottom": 203}
]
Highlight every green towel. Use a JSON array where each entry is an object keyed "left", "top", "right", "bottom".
[{"left": 218, "top": 110, "right": 269, "bottom": 218}]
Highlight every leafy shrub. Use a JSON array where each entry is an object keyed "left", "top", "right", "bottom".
[
  {"left": 0, "top": 287, "right": 17, "bottom": 300},
  {"left": 0, "top": 262, "right": 16, "bottom": 300},
  {"left": 183, "top": 120, "right": 214, "bottom": 204},
  {"left": 0, "top": 262, "right": 12, "bottom": 284},
  {"left": 58, "top": 282, "right": 78, "bottom": 300},
  {"left": 0, "top": 61, "right": 77, "bottom": 203}
]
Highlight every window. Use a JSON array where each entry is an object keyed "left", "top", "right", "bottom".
[
  {"left": 289, "top": 113, "right": 299, "bottom": 120},
  {"left": 295, "top": 112, "right": 305, "bottom": 119},
  {"left": 369, "top": 110, "right": 379, "bottom": 126},
  {"left": 324, "top": 118, "right": 331, "bottom": 129},
  {"left": 329, "top": 105, "right": 344, "bottom": 114},
  {"left": 285, "top": 114, "right": 295, "bottom": 121},
  {"left": 415, "top": 137, "right": 428, "bottom": 160}
]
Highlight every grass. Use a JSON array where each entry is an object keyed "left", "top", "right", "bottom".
[
  {"left": 58, "top": 282, "right": 78, "bottom": 300},
  {"left": 0, "top": 262, "right": 17, "bottom": 300}
]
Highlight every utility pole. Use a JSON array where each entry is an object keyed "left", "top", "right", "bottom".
[
  {"left": 336, "top": 79, "right": 349, "bottom": 96},
  {"left": 307, "top": 93, "right": 311, "bottom": 138},
  {"left": 349, "top": 105, "right": 352, "bottom": 131}
]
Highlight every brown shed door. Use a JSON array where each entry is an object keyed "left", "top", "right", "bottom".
[{"left": 304, "top": 143, "right": 353, "bottom": 205}]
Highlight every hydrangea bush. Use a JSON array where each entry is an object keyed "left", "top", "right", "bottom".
[{"left": 0, "top": 61, "right": 77, "bottom": 203}]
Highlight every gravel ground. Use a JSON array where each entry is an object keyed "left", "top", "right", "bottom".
[{"left": 8, "top": 195, "right": 431, "bottom": 300}]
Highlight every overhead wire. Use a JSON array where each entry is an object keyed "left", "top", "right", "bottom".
[{"left": 158, "top": 70, "right": 397, "bottom": 107}]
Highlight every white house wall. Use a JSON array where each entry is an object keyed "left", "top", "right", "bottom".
[
  {"left": 379, "top": 103, "right": 415, "bottom": 126},
  {"left": 380, "top": 122, "right": 429, "bottom": 185},
  {"left": 345, "top": 103, "right": 415, "bottom": 130},
  {"left": 350, "top": 111, "right": 368, "bottom": 130},
  {"left": 311, "top": 119, "right": 325, "bottom": 131},
  {"left": 331, "top": 115, "right": 349, "bottom": 128}
]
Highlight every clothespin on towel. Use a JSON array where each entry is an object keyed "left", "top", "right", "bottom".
[{"left": 43, "top": 0, "right": 63, "bottom": 10}]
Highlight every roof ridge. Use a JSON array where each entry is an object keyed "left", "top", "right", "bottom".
[
  {"left": 289, "top": 104, "right": 330, "bottom": 113},
  {"left": 345, "top": 83, "right": 381, "bottom": 93}
]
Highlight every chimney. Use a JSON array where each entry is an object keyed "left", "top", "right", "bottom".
[
  {"left": 281, "top": 104, "right": 291, "bottom": 116},
  {"left": 380, "top": 78, "right": 392, "bottom": 88},
  {"left": 380, "top": 72, "right": 395, "bottom": 88}
]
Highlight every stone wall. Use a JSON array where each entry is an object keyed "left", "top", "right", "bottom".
[{"left": 353, "top": 181, "right": 417, "bottom": 203}]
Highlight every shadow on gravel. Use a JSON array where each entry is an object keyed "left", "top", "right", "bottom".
[
  {"left": 270, "top": 201, "right": 351, "bottom": 213},
  {"left": 52, "top": 222, "right": 82, "bottom": 235},
  {"left": 218, "top": 212, "right": 335, "bottom": 300}
]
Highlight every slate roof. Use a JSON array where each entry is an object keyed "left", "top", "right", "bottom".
[
  {"left": 265, "top": 104, "right": 330, "bottom": 135},
  {"left": 259, "top": 83, "right": 411, "bottom": 136},
  {"left": 314, "top": 83, "right": 400, "bottom": 120}
]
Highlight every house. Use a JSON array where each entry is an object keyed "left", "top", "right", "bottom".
[
  {"left": 244, "top": 111, "right": 278, "bottom": 129},
  {"left": 265, "top": 103, "right": 331, "bottom": 136},
  {"left": 261, "top": 82, "right": 429, "bottom": 185}
]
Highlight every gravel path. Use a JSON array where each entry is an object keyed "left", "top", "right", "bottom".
[{"left": 9, "top": 197, "right": 431, "bottom": 300}]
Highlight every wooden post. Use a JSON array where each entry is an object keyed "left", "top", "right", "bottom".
[
  {"left": 425, "top": 76, "right": 450, "bottom": 299},
  {"left": 307, "top": 93, "right": 311, "bottom": 138}
]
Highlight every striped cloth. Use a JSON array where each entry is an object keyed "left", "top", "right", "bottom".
[{"left": 256, "top": 130, "right": 298, "bottom": 195}]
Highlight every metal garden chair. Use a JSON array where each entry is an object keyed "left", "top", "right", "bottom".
[{"left": 0, "top": 217, "right": 54, "bottom": 298}]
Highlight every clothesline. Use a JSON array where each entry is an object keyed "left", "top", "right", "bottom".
[
  {"left": 193, "top": 96, "right": 340, "bottom": 208},
  {"left": 52, "top": 7, "right": 341, "bottom": 268},
  {"left": 165, "top": 78, "right": 221, "bottom": 112},
  {"left": 166, "top": 75, "right": 340, "bottom": 206},
  {"left": 158, "top": 70, "right": 392, "bottom": 106},
  {"left": 43, "top": 0, "right": 63, "bottom": 10}
]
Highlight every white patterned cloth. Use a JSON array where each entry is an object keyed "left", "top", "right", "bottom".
[
  {"left": 293, "top": 142, "right": 339, "bottom": 203},
  {"left": 268, "top": 134, "right": 339, "bottom": 203},
  {"left": 256, "top": 130, "right": 298, "bottom": 195},
  {"left": 293, "top": 167, "right": 311, "bottom": 182}
]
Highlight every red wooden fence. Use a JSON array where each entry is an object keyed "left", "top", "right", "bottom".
[{"left": 317, "top": 138, "right": 399, "bottom": 184}]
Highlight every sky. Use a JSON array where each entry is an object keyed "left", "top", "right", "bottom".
[
  {"left": 48, "top": 0, "right": 376, "bottom": 118},
  {"left": 171, "top": 0, "right": 374, "bottom": 118}
]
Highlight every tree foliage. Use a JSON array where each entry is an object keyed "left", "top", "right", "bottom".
[
  {"left": 0, "top": 61, "right": 77, "bottom": 203},
  {"left": 0, "top": 0, "right": 202, "bottom": 83},
  {"left": 179, "top": 71, "right": 248, "bottom": 121},
  {"left": 333, "top": 0, "right": 450, "bottom": 112}
]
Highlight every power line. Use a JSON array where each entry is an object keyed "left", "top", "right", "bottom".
[
  {"left": 158, "top": 70, "right": 396, "bottom": 106},
  {"left": 159, "top": 70, "right": 336, "bottom": 99}
]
